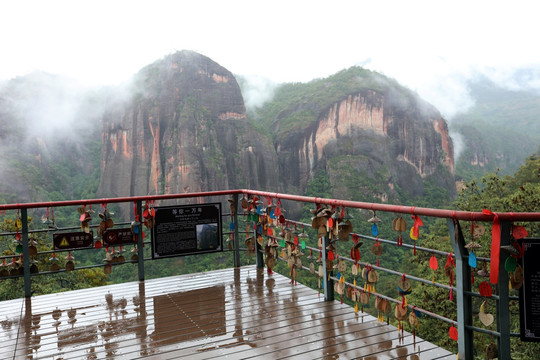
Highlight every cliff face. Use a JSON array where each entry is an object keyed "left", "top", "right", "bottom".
[
  {"left": 98, "top": 51, "right": 278, "bottom": 205},
  {"left": 274, "top": 88, "right": 455, "bottom": 203},
  {"left": 98, "top": 53, "right": 455, "bottom": 216}
]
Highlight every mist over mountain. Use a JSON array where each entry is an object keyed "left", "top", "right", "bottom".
[
  {"left": 451, "top": 75, "right": 540, "bottom": 181},
  {"left": 0, "top": 51, "right": 538, "bottom": 212}
]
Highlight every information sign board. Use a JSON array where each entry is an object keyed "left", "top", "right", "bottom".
[
  {"left": 520, "top": 238, "right": 540, "bottom": 342},
  {"left": 53, "top": 231, "right": 94, "bottom": 250},
  {"left": 151, "top": 203, "right": 222, "bottom": 259},
  {"left": 103, "top": 228, "right": 137, "bottom": 246}
]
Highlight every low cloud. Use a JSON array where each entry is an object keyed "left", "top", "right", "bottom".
[{"left": 236, "top": 74, "right": 278, "bottom": 114}]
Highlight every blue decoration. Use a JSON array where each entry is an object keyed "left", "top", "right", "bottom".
[{"left": 468, "top": 251, "right": 477, "bottom": 268}]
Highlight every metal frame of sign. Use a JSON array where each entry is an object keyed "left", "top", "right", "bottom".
[
  {"left": 151, "top": 203, "right": 222, "bottom": 259},
  {"left": 519, "top": 238, "right": 540, "bottom": 342}
]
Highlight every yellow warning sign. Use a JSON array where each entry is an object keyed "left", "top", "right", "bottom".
[{"left": 59, "top": 237, "right": 69, "bottom": 247}]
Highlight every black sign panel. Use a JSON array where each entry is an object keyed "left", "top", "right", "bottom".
[
  {"left": 520, "top": 238, "right": 540, "bottom": 342},
  {"left": 53, "top": 231, "right": 94, "bottom": 250},
  {"left": 151, "top": 203, "right": 222, "bottom": 259},
  {"left": 103, "top": 228, "right": 137, "bottom": 246}
]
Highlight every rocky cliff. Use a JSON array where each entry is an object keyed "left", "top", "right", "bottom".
[
  {"left": 260, "top": 70, "right": 455, "bottom": 205},
  {"left": 98, "top": 51, "right": 279, "bottom": 207},
  {"left": 98, "top": 54, "right": 455, "bottom": 217}
]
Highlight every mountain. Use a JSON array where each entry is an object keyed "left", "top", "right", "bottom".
[
  {"left": 0, "top": 52, "right": 456, "bottom": 217},
  {"left": 98, "top": 51, "right": 279, "bottom": 211},
  {"left": 247, "top": 67, "right": 455, "bottom": 207},
  {"left": 0, "top": 72, "right": 103, "bottom": 206},
  {"left": 451, "top": 76, "right": 540, "bottom": 181}
]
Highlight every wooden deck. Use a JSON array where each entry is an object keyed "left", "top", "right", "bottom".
[{"left": 0, "top": 266, "right": 455, "bottom": 359}]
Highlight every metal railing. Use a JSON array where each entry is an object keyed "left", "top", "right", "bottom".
[{"left": 1, "top": 189, "right": 540, "bottom": 359}]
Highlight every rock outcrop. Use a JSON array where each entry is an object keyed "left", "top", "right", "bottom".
[
  {"left": 274, "top": 87, "right": 455, "bottom": 203},
  {"left": 98, "top": 51, "right": 279, "bottom": 210},
  {"left": 98, "top": 52, "right": 455, "bottom": 217}
]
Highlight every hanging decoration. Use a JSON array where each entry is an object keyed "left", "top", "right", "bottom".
[
  {"left": 429, "top": 253, "right": 438, "bottom": 283},
  {"left": 444, "top": 253, "right": 456, "bottom": 300},
  {"left": 465, "top": 222, "right": 484, "bottom": 284},
  {"left": 478, "top": 280, "right": 492, "bottom": 297},
  {"left": 479, "top": 300, "right": 494, "bottom": 327},
  {"left": 142, "top": 200, "right": 155, "bottom": 229},
  {"left": 409, "top": 307, "right": 421, "bottom": 346},
  {"left": 359, "top": 290, "right": 369, "bottom": 315},
  {"left": 392, "top": 215, "right": 407, "bottom": 246},
  {"left": 29, "top": 237, "right": 38, "bottom": 274},
  {"left": 351, "top": 234, "right": 363, "bottom": 265},
  {"left": 338, "top": 208, "right": 353, "bottom": 242},
  {"left": 103, "top": 246, "right": 112, "bottom": 274},
  {"left": 78, "top": 205, "right": 93, "bottom": 233},
  {"left": 375, "top": 297, "right": 391, "bottom": 322},
  {"left": 409, "top": 214, "right": 424, "bottom": 255},
  {"left": 335, "top": 273, "right": 346, "bottom": 304},
  {"left": 65, "top": 251, "right": 75, "bottom": 271},
  {"left": 395, "top": 301, "right": 408, "bottom": 336},
  {"left": 362, "top": 264, "right": 379, "bottom": 293},
  {"left": 482, "top": 209, "right": 501, "bottom": 285},
  {"left": 510, "top": 264, "right": 524, "bottom": 290},
  {"left": 49, "top": 252, "right": 60, "bottom": 272},
  {"left": 486, "top": 337, "right": 498, "bottom": 359},
  {"left": 368, "top": 212, "right": 383, "bottom": 266},
  {"left": 397, "top": 274, "right": 412, "bottom": 307},
  {"left": 449, "top": 323, "right": 458, "bottom": 341}
]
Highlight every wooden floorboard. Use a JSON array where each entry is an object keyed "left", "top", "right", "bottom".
[{"left": 0, "top": 266, "right": 455, "bottom": 359}]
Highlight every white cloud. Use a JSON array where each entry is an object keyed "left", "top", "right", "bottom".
[{"left": 1, "top": 0, "right": 539, "bottom": 117}]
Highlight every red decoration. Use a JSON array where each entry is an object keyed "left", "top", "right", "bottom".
[
  {"left": 483, "top": 209, "right": 501, "bottom": 285},
  {"left": 429, "top": 255, "right": 438, "bottom": 270},
  {"left": 411, "top": 215, "right": 424, "bottom": 239},
  {"left": 328, "top": 250, "right": 335, "bottom": 261},
  {"left": 512, "top": 225, "right": 528, "bottom": 239},
  {"left": 479, "top": 281, "right": 493, "bottom": 297},
  {"left": 449, "top": 326, "right": 458, "bottom": 341}
]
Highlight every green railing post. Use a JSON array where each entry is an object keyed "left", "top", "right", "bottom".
[
  {"left": 496, "top": 221, "right": 511, "bottom": 359},
  {"left": 448, "top": 219, "right": 473, "bottom": 359},
  {"left": 232, "top": 194, "right": 241, "bottom": 268},
  {"left": 136, "top": 200, "right": 144, "bottom": 281},
  {"left": 21, "top": 208, "right": 31, "bottom": 297},
  {"left": 321, "top": 235, "right": 334, "bottom": 301}
]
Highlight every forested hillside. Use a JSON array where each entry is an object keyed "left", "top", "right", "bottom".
[{"left": 452, "top": 76, "right": 540, "bottom": 181}]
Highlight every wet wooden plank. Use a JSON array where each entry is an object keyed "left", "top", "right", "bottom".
[{"left": 0, "top": 266, "right": 455, "bottom": 359}]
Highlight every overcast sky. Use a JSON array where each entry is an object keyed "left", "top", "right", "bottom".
[{"left": 1, "top": 0, "right": 539, "bottom": 118}]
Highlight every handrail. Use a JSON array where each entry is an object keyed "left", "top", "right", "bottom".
[
  {"left": 1, "top": 188, "right": 538, "bottom": 360},
  {"left": 1, "top": 188, "right": 540, "bottom": 221}
]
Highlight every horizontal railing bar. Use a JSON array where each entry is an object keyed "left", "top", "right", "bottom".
[
  {"left": 0, "top": 190, "right": 244, "bottom": 210},
  {"left": 1, "top": 189, "right": 539, "bottom": 222},
  {"left": 241, "top": 189, "right": 540, "bottom": 222}
]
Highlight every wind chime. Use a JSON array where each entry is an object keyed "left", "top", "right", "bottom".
[
  {"left": 394, "top": 301, "right": 408, "bottom": 339},
  {"left": 408, "top": 307, "right": 421, "bottom": 346},
  {"left": 362, "top": 264, "right": 379, "bottom": 293},
  {"left": 375, "top": 297, "right": 391, "bottom": 322},
  {"left": 396, "top": 274, "right": 412, "bottom": 336},
  {"left": 392, "top": 215, "right": 407, "bottom": 246}
]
